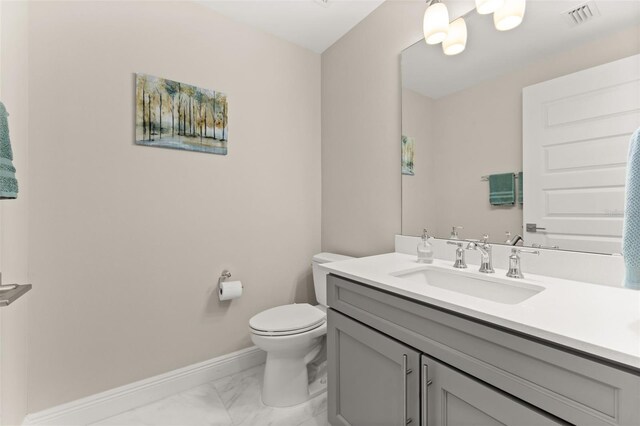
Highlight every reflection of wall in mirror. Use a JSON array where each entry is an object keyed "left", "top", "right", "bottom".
[
  {"left": 402, "top": 24, "right": 640, "bottom": 243},
  {"left": 402, "top": 89, "right": 435, "bottom": 232}
]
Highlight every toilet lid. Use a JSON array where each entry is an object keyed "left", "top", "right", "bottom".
[{"left": 249, "top": 303, "right": 326, "bottom": 335}]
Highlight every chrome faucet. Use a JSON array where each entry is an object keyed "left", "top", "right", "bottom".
[
  {"left": 505, "top": 231, "right": 524, "bottom": 246},
  {"left": 466, "top": 235, "right": 494, "bottom": 273},
  {"left": 506, "top": 248, "right": 540, "bottom": 279},
  {"left": 447, "top": 241, "right": 467, "bottom": 268}
]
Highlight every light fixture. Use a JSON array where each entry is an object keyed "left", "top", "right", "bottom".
[
  {"left": 494, "top": 0, "right": 526, "bottom": 31},
  {"left": 423, "top": 0, "right": 450, "bottom": 45},
  {"left": 422, "top": 0, "right": 526, "bottom": 56},
  {"left": 442, "top": 17, "right": 467, "bottom": 56},
  {"left": 475, "top": 0, "right": 505, "bottom": 15}
]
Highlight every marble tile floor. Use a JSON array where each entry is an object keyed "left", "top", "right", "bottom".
[{"left": 92, "top": 364, "right": 328, "bottom": 426}]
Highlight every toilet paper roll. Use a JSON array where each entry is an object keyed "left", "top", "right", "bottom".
[{"left": 219, "top": 280, "right": 243, "bottom": 301}]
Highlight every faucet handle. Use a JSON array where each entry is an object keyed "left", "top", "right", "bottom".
[
  {"left": 531, "top": 243, "right": 559, "bottom": 250},
  {"left": 448, "top": 241, "right": 467, "bottom": 269},
  {"left": 507, "top": 249, "right": 539, "bottom": 279},
  {"left": 511, "top": 248, "right": 540, "bottom": 256},
  {"left": 481, "top": 234, "right": 489, "bottom": 244}
]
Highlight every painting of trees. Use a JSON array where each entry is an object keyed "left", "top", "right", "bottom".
[
  {"left": 135, "top": 73, "right": 229, "bottom": 155},
  {"left": 401, "top": 135, "right": 415, "bottom": 176}
]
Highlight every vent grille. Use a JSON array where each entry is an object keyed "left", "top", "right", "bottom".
[{"left": 564, "top": 1, "right": 601, "bottom": 26}]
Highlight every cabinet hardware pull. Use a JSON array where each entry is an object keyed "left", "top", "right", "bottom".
[
  {"left": 402, "top": 355, "right": 413, "bottom": 425},
  {"left": 421, "top": 364, "right": 429, "bottom": 426}
]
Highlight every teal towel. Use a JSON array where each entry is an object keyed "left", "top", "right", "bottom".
[
  {"left": 517, "top": 172, "right": 523, "bottom": 205},
  {"left": 623, "top": 128, "right": 640, "bottom": 289},
  {"left": 489, "top": 173, "right": 515, "bottom": 206},
  {"left": 0, "top": 102, "right": 18, "bottom": 199}
]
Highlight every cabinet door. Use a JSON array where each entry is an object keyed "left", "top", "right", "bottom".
[
  {"left": 421, "top": 355, "right": 566, "bottom": 426},
  {"left": 328, "top": 309, "right": 420, "bottom": 426}
]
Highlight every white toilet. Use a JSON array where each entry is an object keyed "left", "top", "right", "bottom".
[{"left": 249, "top": 252, "right": 352, "bottom": 407}]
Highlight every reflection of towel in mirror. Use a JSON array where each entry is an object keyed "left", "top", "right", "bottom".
[
  {"left": 623, "top": 128, "right": 640, "bottom": 289},
  {"left": 489, "top": 173, "right": 515, "bottom": 206},
  {"left": 518, "top": 172, "right": 523, "bottom": 205},
  {"left": 0, "top": 102, "right": 18, "bottom": 199}
]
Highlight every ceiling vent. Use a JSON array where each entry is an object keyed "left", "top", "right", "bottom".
[{"left": 563, "top": 1, "right": 601, "bottom": 26}]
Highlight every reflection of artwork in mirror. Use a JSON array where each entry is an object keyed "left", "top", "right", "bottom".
[
  {"left": 402, "top": 135, "right": 415, "bottom": 176},
  {"left": 400, "top": 1, "right": 640, "bottom": 254}
]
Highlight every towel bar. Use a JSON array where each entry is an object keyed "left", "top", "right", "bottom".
[{"left": 481, "top": 173, "right": 520, "bottom": 181}]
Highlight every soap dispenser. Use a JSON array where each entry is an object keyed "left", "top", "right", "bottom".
[
  {"left": 417, "top": 229, "right": 434, "bottom": 264},
  {"left": 450, "top": 226, "right": 463, "bottom": 240}
]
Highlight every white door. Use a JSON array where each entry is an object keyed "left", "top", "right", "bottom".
[{"left": 523, "top": 54, "right": 640, "bottom": 254}]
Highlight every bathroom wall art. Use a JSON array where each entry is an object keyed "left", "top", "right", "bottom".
[
  {"left": 135, "top": 74, "right": 228, "bottom": 155},
  {"left": 401, "top": 135, "right": 415, "bottom": 176}
]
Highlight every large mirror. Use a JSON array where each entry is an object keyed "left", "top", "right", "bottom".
[{"left": 401, "top": 0, "right": 640, "bottom": 254}]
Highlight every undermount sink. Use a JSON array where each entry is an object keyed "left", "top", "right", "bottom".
[{"left": 392, "top": 266, "right": 544, "bottom": 304}]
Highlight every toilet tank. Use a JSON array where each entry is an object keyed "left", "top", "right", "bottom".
[{"left": 312, "top": 252, "right": 353, "bottom": 307}]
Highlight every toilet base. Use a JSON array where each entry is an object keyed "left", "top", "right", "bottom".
[
  {"left": 262, "top": 352, "right": 311, "bottom": 407},
  {"left": 256, "top": 333, "right": 325, "bottom": 407},
  {"left": 308, "top": 360, "right": 328, "bottom": 399},
  {"left": 250, "top": 314, "right": 327, "bottom": 407}
]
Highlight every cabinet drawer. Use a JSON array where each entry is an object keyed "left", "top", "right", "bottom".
[{"left": 328, "top": 274, "right": 640, "bottom": 426}]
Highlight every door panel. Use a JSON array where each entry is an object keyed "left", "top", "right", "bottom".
[
  {"left": 328, "top": 309, "right": 420, "bottom": 426},
  {"left": 422, "top": 355, "right": 565, "bottom": 426},
  {"left": 523, "top": 54, "right": 640, "bottom": 253},
  {"left": 441, "top": 394, "right": 505, "bottom": 426}
]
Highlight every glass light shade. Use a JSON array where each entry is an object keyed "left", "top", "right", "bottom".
[
  {"left": 442, "top": 18, "right": 467, "bottom": 56},
  {"left": 494, "top": 0, "right": 526, "bottom": 31},
  {"left": 423, "top": 2, "right": 449, "bottom": 45},
  {"left": 475, "top": 0, "right": 505, "bottom": 15}
]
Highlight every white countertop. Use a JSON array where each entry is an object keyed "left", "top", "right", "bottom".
[{"left": 321, "top": 252, "right": 640, "bottom": 371}]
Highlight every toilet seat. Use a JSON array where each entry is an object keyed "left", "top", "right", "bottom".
[{"left": 249, "top": 303, "right": 326, "bottom": 337}]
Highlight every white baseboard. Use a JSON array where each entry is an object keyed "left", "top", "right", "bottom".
[{"left": 23, "top": 346, "right": 266, "bottom": 426}]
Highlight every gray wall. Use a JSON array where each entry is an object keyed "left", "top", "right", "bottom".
[
  {"left": 401, "top": 88, "right": 435, "bottom": 237},
  {"left": 25, "top": 0, "right": 321, "bottom": 412},
  {"left": 0, "top": 1, "right": 30, "bottom": 424}
]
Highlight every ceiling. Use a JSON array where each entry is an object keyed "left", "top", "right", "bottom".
[
  {"left": 201, "top": 0, "right": 386, "bottom": 53},
  {"left": 402, "top": 0, "right": 640, "bottom": 99}
]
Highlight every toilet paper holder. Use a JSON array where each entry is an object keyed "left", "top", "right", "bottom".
[
  {"left": 217, "top": 270, "right": 243, "bottom": 301},
  {"left": 218, "top": 270, "right": 232, "bottom": 285}
]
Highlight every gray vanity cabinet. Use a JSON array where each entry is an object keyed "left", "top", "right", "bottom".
[
  {"left": 327, "top": 309, "right": 420, "bottom": 426},
  {"left": 422, "top": 355, "right": 563, "bottom": 426},
  {"left": 327, "top": 274, "right": 640, "bottom": 426},
  {"left": 327, "top": 307, "right": 563, "bottom": 426}
]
